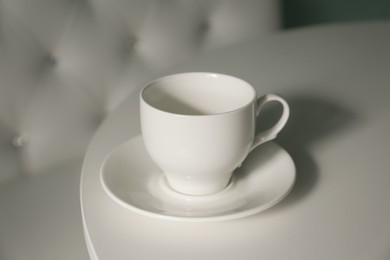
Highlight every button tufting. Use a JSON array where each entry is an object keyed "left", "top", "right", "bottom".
[
  {"left": 91, "top": 111, "right": 106, "bottom": 129},
  {"left": 198, "top": 20, "right": 210, "bottom": 35},
  {"left": 125, "top": 38, "right": 141, "bottom": 52},
  {"left": 41, "top": 53, "right": 57, "bottom": 70},
  {"left": 47, "top": 54, "right": 57, "bottom": 65},
  {"left": 12, "top": 133, "right": 28, "bottom": 148}
]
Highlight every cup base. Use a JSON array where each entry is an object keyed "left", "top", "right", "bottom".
[{"left": 162, "top": 174, "right": 234, "bottom": 196}]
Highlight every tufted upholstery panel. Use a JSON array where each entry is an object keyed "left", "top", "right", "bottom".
[
  {"left": 0, "top": 1, "right": 281, "bottom": 259},
  {"left": 0, "top": 0, "right": 280, "bottom": 182}
]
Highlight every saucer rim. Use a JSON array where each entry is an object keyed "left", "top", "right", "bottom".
[{"left": 100, "top": 136, "right": 296, "bottom": 223}]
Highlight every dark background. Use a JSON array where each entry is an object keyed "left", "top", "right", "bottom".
[{"left": 282, "top": 0, "right": 390, "bottom": 28}]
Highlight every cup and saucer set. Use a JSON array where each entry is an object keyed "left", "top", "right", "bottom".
[{"left": 100, "top": 72, "right": 296, "bottom": 223}]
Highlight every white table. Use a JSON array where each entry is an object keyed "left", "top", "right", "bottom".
[{"left": 81, "top": 21, "right": 390, "bottom": 259}]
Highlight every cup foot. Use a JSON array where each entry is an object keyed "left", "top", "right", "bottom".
[{"left": 161, "top": 174, "right": 234, "bottom": 197}]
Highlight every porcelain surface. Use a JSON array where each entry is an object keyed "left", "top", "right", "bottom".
[
  {"left": 100, "top": 135, "right": 295, "bottom": 222},
  {"left": 140, "top": 72, "right": 289, "bottom": 195}
]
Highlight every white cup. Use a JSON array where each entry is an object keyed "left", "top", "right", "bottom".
[{"left": 140, "top": 72, "right": 289, "bottom": 196}]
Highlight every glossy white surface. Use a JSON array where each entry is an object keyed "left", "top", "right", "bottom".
[
  {"left": 251, "top": 93, "right": 289, "bottom": 151},
  {"left": 101, "top": 136, "right": 295, "bottom": 222},
  {"left": 141, "top": 73, "right": 256, "bottom": 115},
  {"left": 140, "top": 72, "right": 289, "bottom": 195},
  {"left": 81, "top": 22, "right": 390, "bottom": 260}
]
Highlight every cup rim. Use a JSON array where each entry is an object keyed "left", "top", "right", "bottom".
[{"left": 140, "top": 72, "right": 257, "bottom": 117}]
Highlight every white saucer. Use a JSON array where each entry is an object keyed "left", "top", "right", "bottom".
[{"left": 100, "top": 135, "right": 295, "bottom": 222}]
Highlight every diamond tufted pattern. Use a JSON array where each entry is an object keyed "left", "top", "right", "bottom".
[
  {"left": 0, "top": 0, "right": 280, "bottom": 180},
  {"left": 0, "top": 0, "right": 280, "bottom": 258}
]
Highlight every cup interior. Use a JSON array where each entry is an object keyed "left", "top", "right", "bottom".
[{"left": 142, "top": 73, "right": 256, "bottom": 115}]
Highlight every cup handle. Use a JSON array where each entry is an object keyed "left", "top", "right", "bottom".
[{"left": 250, "top": 94, "right": 290, "bottom": 152}]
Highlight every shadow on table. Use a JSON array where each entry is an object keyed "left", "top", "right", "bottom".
[{"left": 256, "top": 94, "right": 358, "bottom": 211}]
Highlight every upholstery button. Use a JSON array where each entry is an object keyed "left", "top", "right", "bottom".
[
  {"left": 198, "top": 20, "right": 210, "bottom": 35},
  {"left": 91, "top": 112, "right": 106, "bottom": 129},
  {"left": 126, "top": 38, "right": 141, "bottom": 52},
  {"left": 41, "top": 54, "right": 57, "bottom": 71},
  {"left": 45, "top": 54, "right": 57, "bottom": 66},
  {"left": 12, "top": 133, "right": 28, "bottom": 148}
]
